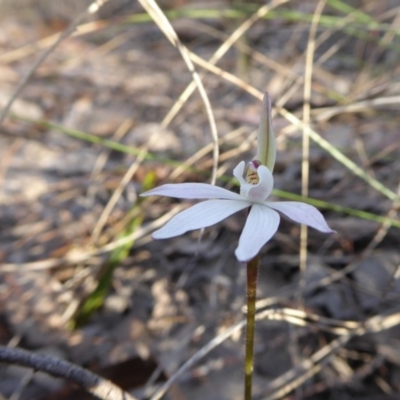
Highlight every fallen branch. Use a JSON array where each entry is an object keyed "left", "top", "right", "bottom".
[{"left": 0, "top": 346, "right": 137, "bottom": 400}]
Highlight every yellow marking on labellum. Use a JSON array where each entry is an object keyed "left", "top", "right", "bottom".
[
  {"left": 245, "top": 160, "right": 261, "bottom": 185},
  {"left": 246, "top": 170, "right": 259, "bottom": 185}
]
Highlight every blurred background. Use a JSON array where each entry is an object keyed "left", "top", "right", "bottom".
[{"left": 0, "top": 0, "right": 400, "bottom": 399}]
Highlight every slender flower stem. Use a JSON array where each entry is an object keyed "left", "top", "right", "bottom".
[{"left": 244, "top": 254, "right": 260, "bottom": 400}]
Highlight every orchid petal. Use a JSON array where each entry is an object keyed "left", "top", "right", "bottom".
[
  {"left": 141, "top": 183, "right": 243, "bottom": 201},
  {"left": 246, "top": 165, "right": 274, "bottom": 202},
  {"left": 152, "top": 199, "right": 251, "bottom": 239},
  {"left": 235, "top": 204, "right": 280, "bottom": 262},
  {"left": 234, "top": 161, "right": 255, "bottom": 198},
  {"left": 266, "top": 201, "right": 334, "bottom": 233}
]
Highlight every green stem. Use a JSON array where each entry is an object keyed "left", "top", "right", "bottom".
[{"left": 244, "top": 254, "right": 259, "bottom": 400}]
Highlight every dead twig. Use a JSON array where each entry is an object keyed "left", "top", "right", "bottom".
[
  {"left": 0, "top": 346, "right": 137, "bottom": 400},
  {"left": 299, "top": 0, "right": 326, "bottom": 303},
  {"left": 137, "top": 0, "right": 220, "bottom": 185}
]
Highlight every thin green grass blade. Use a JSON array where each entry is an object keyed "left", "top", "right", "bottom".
[
  {"left": 11, "top": 113, "right": 400, "bottom": 231},
  {"left": 279, "top": 108, "right": 399, "bottom": 203},
  {"left": 72, "top": 171, "right": 156, "bottom": 327}
]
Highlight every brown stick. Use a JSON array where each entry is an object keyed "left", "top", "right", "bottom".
[{"left": 0, "top": 346, "right": 137, "bottom": 400}]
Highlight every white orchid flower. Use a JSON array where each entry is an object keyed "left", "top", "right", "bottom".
[{"left": 141, "top": 160, "right": 334, "bottom": 262}]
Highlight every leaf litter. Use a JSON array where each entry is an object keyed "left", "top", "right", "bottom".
[{"left": 0, "top": 1, "right": 400, "bottom": 399}]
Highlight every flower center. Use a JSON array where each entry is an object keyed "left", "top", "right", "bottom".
[
  {"left": 245, "top": 160, "right": 262, "bottom": 185},
  {"left": 246, "top": 169, "right": 259, "bottom": 185}
]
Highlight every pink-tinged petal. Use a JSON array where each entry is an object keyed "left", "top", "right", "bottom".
[
  {"left": 235, "top": 205, "right": 280, "bottom": 262},
  {"left": 266, "top": 201, "right": 335, "bottom": 233},
  {"left": 246, "top": 165, "right": 274, "bottom": 202},
  {"left": 141, "top": 183, "right": 243, "bottom": 201},
  {"left": 152, "top": 199, "right": 251, "bottom": 239}
]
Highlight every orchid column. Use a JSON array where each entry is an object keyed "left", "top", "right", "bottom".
[{"left": 141, "top": 93, "right": 334, "bottom": 400}]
